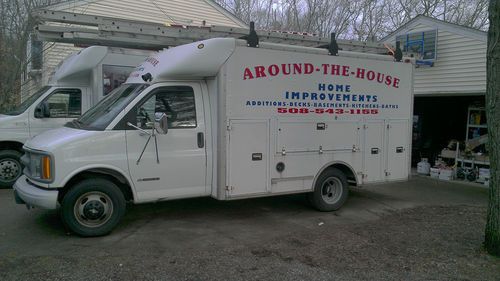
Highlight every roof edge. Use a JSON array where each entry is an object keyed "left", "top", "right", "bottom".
[
  {"left": 380, "top": 15, "right": 487, "bottom": 42},
  {"left": 43, "top": 0, "right": 99, "bottom": 11},
  {"left": 203, "top": 0, "right": 248, "bottom": 28}
]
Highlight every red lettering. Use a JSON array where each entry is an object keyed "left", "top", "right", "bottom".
[
  {"left": 305, "top": 63, "right": 314, "bottom": 74},
  {"left": 342, "top": 66, "right": 350, "bottom": 76},
  {"left": 292, "top": 64, "right": 302, "bottom": 74},
  {"left": 366, "top": 71, "right": 375, "bottom": 81},
  {"left": 376, "top": 72, "right": 385, "bottom": 83},
  {"left": 268, "top": 64, "right": 279, "bottom": 76},
  {"left": 281, "top": 64, "right": 291, "bottom": 75},
  {"left": 356, "top": 68, "right": 365, "bottom": 79},
  {"left": 331, "top": 64, "right": 341, "bottom": 76},
  {"left": 243, "top": 68, "right": 254, "bottom": 80},
  {"left": 321, "top": 64, "right": 329, "bottom": 74},
  {"left": 255, "top": 66, "right": 266, "bottom": 78},
  {"left": 145, "top": 57, "right": 159, "bottom": 67},
  {"left": 385, "top": 75, "right": 392, "bottom": 85},
  {"left": 393, "top": 78, "right": 400, "bottom": 88}
]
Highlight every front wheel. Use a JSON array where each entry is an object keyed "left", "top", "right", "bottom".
[
  {"left": 61, "top": 178, "right": 126, "bottom": 237},
  {"left": 0, "top": 150, "right": 23, "bottom": 188},
  {"left": 309, "top": 168, "right": 349, "bottom": 211}
]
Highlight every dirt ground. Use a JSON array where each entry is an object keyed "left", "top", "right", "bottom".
[{"left": 0, "top": 177, "right": 499, "bottom": 280}]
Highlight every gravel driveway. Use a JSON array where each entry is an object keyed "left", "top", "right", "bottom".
[{"left": 0, "top": 176, "right": 498, "bottom": 280}]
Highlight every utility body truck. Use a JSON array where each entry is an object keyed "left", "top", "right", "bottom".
[
  {"left": 0, "top": 46, "right": 152, "bottom": 187},
  {"left": 14, "top": 37, "right": 413, "bottom": 237}
]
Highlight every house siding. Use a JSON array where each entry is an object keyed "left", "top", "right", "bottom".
[
  {"left": 21, "top": 42, "right": 80, "bottom": 101},
  {"left": 383, "top": 22, "right": 486, "bottom": 96},
  {"left": 52, "top": 0, "right": 246, "bottom": 27}
]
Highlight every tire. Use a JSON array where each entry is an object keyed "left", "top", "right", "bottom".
[
  {"left": 308, "top": 168, "right": 349, "bottom": 211},
  {"left": 61, "top": 178, "right": 126, "bottom": 237},
  {"left": 0, "top": 150, "right": 23, "bottom": 188},
  {"left": 466, "top": 172, "right": 476, "bottom": 182}
]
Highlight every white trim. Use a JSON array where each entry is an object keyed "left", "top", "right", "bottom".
[
  {"left": 45, "top": 0, "right": 99, "bottom": 11},
  {"left": 414, "top": 91, "right": 485, "bottom": 97},
  {"left": 203, "top": 0, "right": 248, "bottom": 28},
  {"left": 381, "top": 15, "right": 487, "bottom": 43},
  {"left": 46, "top": 0, "right": 248, "bottom": 28}
]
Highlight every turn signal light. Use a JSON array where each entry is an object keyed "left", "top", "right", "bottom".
[{"left": 42, "top": 156, "right": 51, "bottom": 180}]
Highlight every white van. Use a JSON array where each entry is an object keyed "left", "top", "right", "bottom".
[
  {"left": 14, "top": 38, "right": 413, "bottom": 236},
  {"left": 0, "top": 46, "right": 152, "bottom": 187}
]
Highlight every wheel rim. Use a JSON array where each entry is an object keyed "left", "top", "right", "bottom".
[
  {"left": 321, "top": 177, "right": 343, "bottom": 204},
  {"left": 74, "top": 191, "right": 114, "bottom": 228},
  {"left": 0, "top": 158, "right": 21, "bottom": 183}
]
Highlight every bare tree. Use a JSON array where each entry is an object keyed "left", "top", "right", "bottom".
[
  {"left": 0, "top": 0, "right": 65, "bottom": 111},
  {"left": 352, "top": 0, "right": 390, "bottom": 41},
  {"left": 444, "top": 0, "right": 489, "bottom": 29},
  {"left": 485, "top": 0, "right": 500, "bottom": 257},
  {"left": 214, "top": 0, "right": 489, "bottom": 39}
]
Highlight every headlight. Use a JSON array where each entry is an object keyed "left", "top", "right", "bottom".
[{"left": 24, "top": 151, "right": 54, "bottom": 182}]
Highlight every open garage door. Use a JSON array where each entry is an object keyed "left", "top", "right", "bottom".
[{"left": 411, "top": 95, "right": 485, "bottom": 166}]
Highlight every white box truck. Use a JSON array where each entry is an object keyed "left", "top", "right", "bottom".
[
  {"left": 0, "top": 46, "right": 152, "bottom": 187},
  {"left": 14, "top": 37, "right": 413, "bottom": 236}
]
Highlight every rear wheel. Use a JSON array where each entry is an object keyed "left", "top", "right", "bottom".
[
  {"left": 309, "top": 168, "right": 349, "bottom": 211},
  {"left": 61, "top": 178, "right": 126, "bottom": 237},
  {"left": 0, "top": 150, "right": 23, "bottom": 188}
]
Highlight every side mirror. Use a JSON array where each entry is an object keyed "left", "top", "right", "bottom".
[
  {"left": 154, "top": 112, "right": 168, "bottom": 134},
  {"left": 34, "top": 102, "right": 50, "bottom": 118}
]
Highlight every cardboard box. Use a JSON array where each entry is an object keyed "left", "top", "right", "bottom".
[
  {"left": 430, "top": 168, "right": 440, "bottom": 178},
  {"left": 439, "top": 169, "right": 453, "bottom": 180}
]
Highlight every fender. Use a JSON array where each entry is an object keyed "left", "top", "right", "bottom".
[
  {"left": 60, "top": 164, "right": 137, "bottom": 201},
  {"left": 312, "top": 160, "right": 360, "bottom": 190}
]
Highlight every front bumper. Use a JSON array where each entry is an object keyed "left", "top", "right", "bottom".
[{"left": 13, "top": 175, "right": 59, "bottom": 209}]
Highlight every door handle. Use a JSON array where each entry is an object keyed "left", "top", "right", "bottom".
[{"left": 197, "top": 132, "right": 204, "bottom": 148}]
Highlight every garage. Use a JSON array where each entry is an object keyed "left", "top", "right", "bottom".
[
  {"left": 381, "top": 15, "right": 488, "bottom": 182},
  {"left": 412, "top": 95, "right": 485, "bottom": 165}
]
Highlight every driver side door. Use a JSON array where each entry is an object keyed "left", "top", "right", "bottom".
[{"left": 125, "top": 83, "right": 207, "bottom": 202}]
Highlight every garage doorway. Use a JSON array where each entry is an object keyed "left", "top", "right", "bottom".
[{"left": 411, "top": 95, "right": 485, "bottom": 166}]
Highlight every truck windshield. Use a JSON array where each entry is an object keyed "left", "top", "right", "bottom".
[
  {"left": 68, "top": 83, "right": 148, "bottom": 131},
  {"left": 1, "top": 86, "right": 51, "bottom": 116}
]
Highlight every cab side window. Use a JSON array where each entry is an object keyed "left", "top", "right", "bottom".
[
  {"left": 44, "top": 89, "right": 82, "bottom": 118},
  {"left": 136, "top": 86, "right": 196, "bottom": 130}
]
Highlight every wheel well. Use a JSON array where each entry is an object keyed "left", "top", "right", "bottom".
[
  {"left": 0, "top": 141, "right": 24, "bottom": 153},
  {"left": 326, "top": 163, "right": 358, "bottom": 186},
  {"left": 59, "top": 169, "right": 134, "bottom": 203}
]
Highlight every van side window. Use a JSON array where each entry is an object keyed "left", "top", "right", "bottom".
[
  {"left": 136, "top": 86, "right": 196, "bottom": 129},
  {"left": 44, "top": 89, "right": 82, "bottom": 118}
]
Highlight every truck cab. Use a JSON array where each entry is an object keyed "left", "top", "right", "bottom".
[{"left": 0, "top": 46, "right": 152, "bottom": 187}]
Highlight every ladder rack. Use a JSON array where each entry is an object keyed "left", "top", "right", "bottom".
[{"left": 34, "top": 9, "right": 389, "bottom": 54}]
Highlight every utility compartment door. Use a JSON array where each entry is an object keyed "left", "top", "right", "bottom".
[
  {"left": 228, "top": 120, "right": 269, "bottom": 197},
  {"left": 363, "top": 121, "right": 385, "bottom": 183},
  {"left": 385, "top": 120, "right": 409, "bottom": 181}
]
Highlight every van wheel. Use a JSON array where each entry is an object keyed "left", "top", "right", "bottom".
[
  {"left": 0, "top": 150, "right": 23, "bottom": 188},
  {"left": 309, "top": 168, "right": 349, "bottom": 211},
  {"left": 61, "top": 178, "right": 126, "bottom": 237}
]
